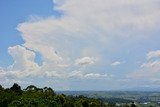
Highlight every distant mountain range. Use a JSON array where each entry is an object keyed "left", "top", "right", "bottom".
[{"left": 121, "top": 86, "right": 160, "bottom": 92}]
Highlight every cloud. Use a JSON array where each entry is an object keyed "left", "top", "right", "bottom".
[
  {"left": 127, "top": 50, "right": 160, "bottom": 88},
  {"left": 16, "top": 0, "right": 160, "bottom": 74},
  {"left": 54, "top": 0, "right": 160, "bottom": 32},
  {"left": 0, "top": 68, "right": 34, "bottom": 87},
  {"left": 68, "top": 70, "right": 83, "bottom": 78},
  {"left": 129, "top": 50, "right": 160, "bottom": 79},
  {"left": 75, "top": 57, "right": 97, "bottom": 66},
  {"left": 8, "top": 45, "right": 40, "bottom": 71},
  {"left": 15, "top": 0, "right": 160, "bottom": 71},
  {"left": 141, "top": 60, "right": 160, "bottom": 69},
  {"left": 44, "top": 70, "right": 110, "bottom": 79},
  {"left": 68, "top": 70, "right": 109, "bottom": 79},
  {"left": 1, "top": 0, "right": 160, "bottom": 89},
  {"left": 141, "top": 50, "right": 160, "bottom": 73},
  {"left": 45, "top": 71, "right": 64, "bottom": 78},
  {"left": 84, "top": 73, "right": 109, "bottom": 79},
  {"left": 111, "top": 61, "right": 121, "bottom": 66},
  {"left": 146, "top": 50, "right": 160, "bottom": 60},
  {"left": 0, "top": 45, "right": 40, "bottom": 82}
]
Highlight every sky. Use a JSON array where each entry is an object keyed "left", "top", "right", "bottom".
[{"left": 0, "top": 0, "right": 160, "bottom": 90}]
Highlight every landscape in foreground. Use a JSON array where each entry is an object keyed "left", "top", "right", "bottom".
[{"left": 1, "top": 83, "right": 160, "bottom": 107}]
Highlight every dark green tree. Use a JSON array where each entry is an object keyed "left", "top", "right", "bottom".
[
  {"left": 25, "top": 85, "right": 37, "bottom": 91},
  {"left": 0, "top": 84, "right": 107, "bottom": 107},
  {"left": 130, "top": 102, "right": 136, "bottom": 107},
  {"left": 82, "top": 100, "right": 89, "bottom": 107},
  {"left": 10, "top": 83, "right": 22, "bottom": 95}
]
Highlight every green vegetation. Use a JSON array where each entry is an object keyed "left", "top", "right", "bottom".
[
  {"left": 58, "top": 91, "right": 160, "bottom": 107},
  {"left": 0, "top": 83, "right": 106, "bottom": 107},
  {"left": 3, "top": 83, "right": 156, "bottom": 107}
]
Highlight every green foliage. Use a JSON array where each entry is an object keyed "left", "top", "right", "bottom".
[
  {"left": 130, "top": 102, "right": 136, "bottom": 107},
  {"left": 0, "top": 85, "right": 4, "bottom": 91},
  {"left": 0, "top": 83, "right": 106, "bottom": 107},
  {"left": 123, "top": 104, "right": 130, "bottom": 107}
]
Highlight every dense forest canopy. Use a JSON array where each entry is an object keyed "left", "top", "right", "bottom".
[
  {"left": 0, "top": 83, "right": 138, "bottom": 107},
  {"left": 0, "top": 83, "right": 109, "bottom": 107}
]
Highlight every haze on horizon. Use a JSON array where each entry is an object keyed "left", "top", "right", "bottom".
[{"left": 0, "top": 0, "right": 160, "bottom": 91}]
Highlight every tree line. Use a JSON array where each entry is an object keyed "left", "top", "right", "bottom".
[
  {"left": 0, "top": 83, "right": 137, "bottom": 107},
  {"left": 0, "top": 83, "right": 106, "bottom": 107}
]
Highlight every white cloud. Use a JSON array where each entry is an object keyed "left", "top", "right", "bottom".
[
  {"left": 68, "top": 70, "right": 83, "bottom": 78},
  {"left": 84, "top": 73, "right": 108, "bottom": 79},
  {"left": 54, "top": 0, "right": 160, "bottom": 31},
  {"left": 45, "top": 71, "right": 64, "bottom": 78},
  {"left": 129, "top": 50, "right": 160, "bottom": 79},
  {"left": 40, "top": 70, "right": 110, "bottom": 80},
  {"left": 140, "top": 50, "right": 160, "bottom": 74},
  {"left": 111, "top": 61, "right": 121, "bottom": 66},
  {"left": 141, "top": 60, "right": 160, "bottom": 69},
  {"left": 146, "top": 50, "right": 160, "bottom": 60},
  {"left": 0, "top": 45, "right": 41, "bottom": 81},
  {"left": 0, "top": 69, "right": 34, "bottom": 87},
  {"left": 1, "top": 0, "right": 160, "bottom": 89},
  {"left": 8, "top": 45, "right": 40, "bottom": 71},
  {"left": 15, "top": 0, "right": 160, "bottom": 71},
  {"left": 16, "top": 0, "right": 160, "bottom": 76},
  {"left": 68, "top": 70, "right": 109, "bottom": 79},
  {"left": 75, "top": 57, "right": 97, "bottom": 66}
]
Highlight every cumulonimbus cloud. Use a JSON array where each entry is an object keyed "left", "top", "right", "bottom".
[{"left": 1, "top": 0, "right": 160, "bottom": 89}]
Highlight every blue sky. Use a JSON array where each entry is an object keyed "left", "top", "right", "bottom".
[
  {"left": 0, "top": 0, "right": 60, "bottom": 66},
  {"left": 0, "top": 0, "right": 160, "bottom": 90}
]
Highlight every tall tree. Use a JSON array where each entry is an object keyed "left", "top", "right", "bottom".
[{"left": 10, "top": 83, "right": 22, "bottom": 95}]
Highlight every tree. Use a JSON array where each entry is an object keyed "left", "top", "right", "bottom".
[
  {"left": 10, "top": 83, "right": 22, "bottom": 95},
  {"left": 63, "top": 102, "right": 75, "bottom": 107},
  {"left": 130, "top": 102, "right": 136, "bottom": 107},
  {"left": 0, "top": 85, "right": 4, "bottom": 91},
  {"left": 43, "top": 87, "right": 55, "bottom": 94},
  {"left": 82, "top": 100, "right": 89, "bottom": 107},
  {"left": 123, "top": 104, "right": 129, "bottom": 107},
  {"left": 25, "top": 85, "right": 37, "bottom": 91},
  {"left": 107, "top": 102, "right": 116, "bottom": 107},
  {"left": 0, "top": 84, "right": 107, "bottom": 107}
]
